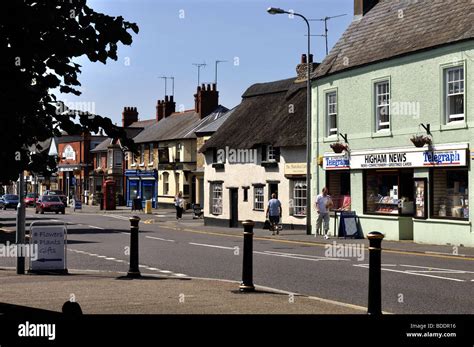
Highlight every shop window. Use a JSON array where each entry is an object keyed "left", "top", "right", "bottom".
[
  {"left": 211, "top": 183, "right": 223, "bottom": 215},
  {"left": 254, "top": 186, "right": 264, "bottom": 211},
  {"left": 291, "top": 180, "right": 307, "bottom": 216},
  {"left": 326, "top": 171, "right": 351, "bottom": 210},
  {"left": 444, "top": 66, "right": 464, "bottom": 123},
  {"left": 431, "top": 169, "right": 468, "bottom": 220},
  {"left": 142, "top": 181, "right": 154, "bottom": 200},
  {"left": 375, "top": 80, "right": 390, "bottom": 131},
  {"left": 364, "top": 170, "right": 414, "bottom": 215},
  {"left": 129, "top": 180, "right": 139, "bottom": 200}
]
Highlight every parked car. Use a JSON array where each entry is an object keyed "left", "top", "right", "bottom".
[
  {"left": 24, "top": 193, "right": 39, "bottom": 207},
  {"left": 35, "top": 195, "right": 65, "bottom": 214},
  {"left": 0, "top": 194, "right": 19, "bottom": 210},
  {"left": 44, "top": 190, "right": 67, "bottom": 206}
]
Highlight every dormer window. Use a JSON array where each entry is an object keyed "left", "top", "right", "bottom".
[{"left": 261, "top": 145, "right": 280, "bottom": 163}]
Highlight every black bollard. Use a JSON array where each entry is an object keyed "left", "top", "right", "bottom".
[
  {"left": 367, "top": 231, "right": 384, "bottom": 315},
  {"left": 127, "top": 216, "right": 141, "bottom": 278},
  {"left": 239, "top": 220, "right": 255, "bottom": 292}
]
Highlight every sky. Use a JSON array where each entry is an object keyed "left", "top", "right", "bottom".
[{"left": 61, "top": 0, "right": 354, "bottom": 125}]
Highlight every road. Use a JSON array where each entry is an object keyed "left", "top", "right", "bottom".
[{"left": 0, "top": 208, "right": 473, "bottom": 314}]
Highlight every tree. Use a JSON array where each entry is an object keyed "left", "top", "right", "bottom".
[{"left": 0, "top": 0, "right": 139, "bottom": 182}]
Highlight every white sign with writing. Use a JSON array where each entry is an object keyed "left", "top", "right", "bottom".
[
  {"left": 351, "top": 149, "right": 467, "bottom": 169},
  {"left": 30, "top": 224, "right": 67, "bottom": 271},
  {"left": 62, "top": 145, "right": 76, "bottom": 160}
]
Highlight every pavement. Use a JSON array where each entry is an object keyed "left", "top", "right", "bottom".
[{"left": 0, "top": 268, "right": 364, "bottom": 314}]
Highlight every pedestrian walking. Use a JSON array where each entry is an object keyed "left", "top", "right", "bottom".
[
  {"left": 174, "top": 191, "right": 184, "bottom": 220},
  {"left": 266, "top": 193, "right": 282, "bottom": 235},
  {"left": 316, "top": 187, "right": 333, "bottom": 239}
]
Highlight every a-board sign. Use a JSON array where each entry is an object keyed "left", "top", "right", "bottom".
[
  {"left": 338, "top": 211, "right": 360, "bottom": 238},
  {"left": 74, "top": 199, "right": 82, "bottom": 210},
  {"left": 30, "top": 223, "right": 67, "bottom": 271}
]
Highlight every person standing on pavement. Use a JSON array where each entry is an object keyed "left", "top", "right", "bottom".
[
  {"left": 266, "top": 193, "right": 282, "bottom": 235},
  {"left": 174, "top": 191, "right": 184, "bottom": 220},
  {"left": 316, "top": 187, "right": 333, "bottom": 239}
]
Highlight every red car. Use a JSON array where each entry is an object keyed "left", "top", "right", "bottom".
[
  {"left": 36, "top": 195, "right": 65, "bottom": 214},
  {"left": 24, "top": 193, "right": 39, "bottom": 207},
  {"left": 44, "top": 190, "right": 68, "bottom": 206}
]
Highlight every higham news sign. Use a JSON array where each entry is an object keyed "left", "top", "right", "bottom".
[{"left": 324, "top": 147, "right": 467, "bottom": 170}]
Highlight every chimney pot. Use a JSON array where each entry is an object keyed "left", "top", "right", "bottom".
[
  {"left": 301, "top": 54, "right": 307, "bottom": 64},
  {"left": 165, "top": 95, "right": 169, "bottom": 102},
  {"left": 308, "top": 54, "right": 313, "bottom": 63},
  {"left": 201, "top": 83, "right": 205, "bottom": 90}
]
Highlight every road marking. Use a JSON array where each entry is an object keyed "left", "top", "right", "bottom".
[
  {"left": 146, "top": 236, "right": 175, "bottom": 243},
  {"left": 189, "top": 242, "right": 236, "bottom": 250},
  {"left": 353, "top": 264, "right": 466, "bottom": 282},
  {"left": 263, "top": 250, "right": 349, "bottom": 260},
  {"left": 157, "top": 225, "right": 474, "bottom": 262},
  {"left": 68, "top": 248, "right": 187, "bottom": 277},
  {"left": 102, "top": 214, "right": 131, "bottom": 221},
  {"left": 425, "top": 251, "right": 468, "bottom": 257},
  {"left": 399, "top": 264, "right": 474, "bottom": 273},
  {"left": 255, "top": 251, "right": 349, "bottom": 262}
]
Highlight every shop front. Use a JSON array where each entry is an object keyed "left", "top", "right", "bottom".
[
  {"left": 323, "top": 144, "right": 471, "bottom": 246},
  {"left": 125, "top": 169, "right": 158, "bottom": 208}
]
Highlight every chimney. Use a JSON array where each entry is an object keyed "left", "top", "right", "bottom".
[
  {"left": 156, "top": 100, "right": 164, "bottom": 121},
  {"left": 156, "top": 96, "right": 176, "bottom": 121},
  {"left": 296, "top": 54, "right": 319, "bottom": 82},
  {"left": 194, "top": 83, "right": 218, "bottom": 118},
  {"left": 122, "top": 106, "right": 138, "bottom": 127},
  {"left": 354, "top": 0, "right": 379, "bottom": 19}
]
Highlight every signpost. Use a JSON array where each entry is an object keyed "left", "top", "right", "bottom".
[{"left": 29, "top": 221, "right": 68, "bottom": 274}]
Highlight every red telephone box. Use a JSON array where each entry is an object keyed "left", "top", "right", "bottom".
[{"left": 103, "top": 180, "right": 116, "bottom": 210}]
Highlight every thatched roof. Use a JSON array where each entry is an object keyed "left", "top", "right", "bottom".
[
  {"left": 313, "top": 0, "right": 474, "bottom": 79},
  {"left": 200, "top": 78, "right": 306, "bottom": 152}
]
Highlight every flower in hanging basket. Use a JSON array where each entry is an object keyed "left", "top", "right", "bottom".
[
  {"left": 330, "top": 142, "right": 348, "bottom": 153},
  {"left": 410, "top": 135, "right": 432, "bottom": 148}
]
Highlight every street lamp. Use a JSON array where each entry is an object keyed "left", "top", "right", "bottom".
[{"left": 267, "top": 7, "right": 314, "bottom": 235}]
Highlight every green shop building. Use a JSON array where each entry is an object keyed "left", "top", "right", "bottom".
[{"left": 311, "top": 0, "right": 474, "bottom": 246}]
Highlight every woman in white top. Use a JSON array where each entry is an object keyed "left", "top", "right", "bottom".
[{"left": 174, "top": 191, "right": 184, "bottom": 219}]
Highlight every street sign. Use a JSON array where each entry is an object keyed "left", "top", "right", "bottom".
[{"left": 29, "top": 222, "right": 67, "bottom": 272}]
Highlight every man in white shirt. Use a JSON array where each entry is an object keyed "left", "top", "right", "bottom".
[{"left": 316, "top": 187, "right": 333, "bottom": 239}]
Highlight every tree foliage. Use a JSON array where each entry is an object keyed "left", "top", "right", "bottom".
[{"left": 0, "top": 0, "right": 139, "bottom": 182}]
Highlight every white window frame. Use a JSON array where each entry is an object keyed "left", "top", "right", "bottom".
[
  {"left": 266, "top": 145, "right": 276, "bottom": 162},
  {"left": 140, "top": 144, "right": 145, "bottom": 165},
  {"left": 292, "top": 180, "right": 307, "bottom": 217},
  {"left": 96, "top": 153, "right": 101, "bottom": 169},
  {"left": 211, "top": 183, "right": 223, "bottom": 215},
  {"left": 445, "top": 66, "right": 465, "bottom": 123},
  {"left": 176, "top": 143, "right": 182, "bottom": 162},
  {"left": 254, "top": 186, "right": 264, "bottom": 211},
  {"left": 114, "top": 151, "right": 122, "bottom": 168},
  {"left": 163, "top": 172, "right": 169, "bottom": 195},
  {"left": 148, "top": 143, "right": 154, "bottom": 165},
  {"left": 326, "top": 91, "right": 337, "bottom": 136},
  {"left": 375, "top": 80, "right": 390, "bottom": 131}
]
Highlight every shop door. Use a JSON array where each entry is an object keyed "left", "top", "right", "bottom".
[
  {"left": 269, "top": 183, "right": 279, "bottom": 199},
  {"left": 199, "top": 178, "right": 204, "bottom": 206},
  {"left": 229, "top": 188, "right": 239, "bottom": 228}
]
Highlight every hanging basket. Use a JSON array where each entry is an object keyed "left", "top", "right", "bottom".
[
  {"left": 410, "top": 135, "right": 432, "bottom": 148},
  {"left": 330, "top": 142, "right": 348, "bottom": 154}
]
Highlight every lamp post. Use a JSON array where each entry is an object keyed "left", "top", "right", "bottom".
[{"left": 267, "top": 7, "right": 314, "bottom": 235}]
